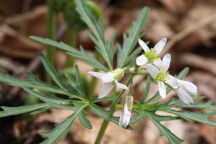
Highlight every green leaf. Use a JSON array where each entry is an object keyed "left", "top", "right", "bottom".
[
  {"left": 144, "top": 111, "right": 183, "bottom": 144},
  {"left": 89, "top": 104, "right": 113, "bottom": 120},
  {"left": 130, "top": 111, "right": 145, "bottom": 124},
  {"left": 64, "top": 67, "right": 86, "bottom": 98},
  {"left": 40, "top": 104, "right": 86, "bottom": 144},
  {"left": 23, "top": 88, "right": 71, "bottom": 106},
  {"left": 178, "top": 100, "right": 216, "bottom": 111},
  {"left": 167, "top": 110, "right": 216, "bottom": 126},
  {"left": 91, "top": 96, "right": 117, "bottom": 103},
  {"left": 147, "top": 67, "right": 189, "bottom": 103},
  {"left": 78, "top": 111, "right": 92, "bottom": 129},
  {"left": 74, "top": 0, "right": 113, "bottom": 70},
  {"left": 39, "top": 53, "right": 67, "bottom": 89},
  {"left": 0, "top": 73, "right": 74, "bottom": 97},
  {"left": 0, "top": 103, "right": 49, "bottom": 118},
  {"left": 30, "top": 36, "right": 107, "bottom": 71},
  {"left": 141, "top": 75, "right": 151, "bottom": 103},
  {"left": 117, "top": 7, "right": 149, "bottom": 68}
]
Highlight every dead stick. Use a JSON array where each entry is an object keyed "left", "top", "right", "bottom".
[{"left": 162, "top": 13, "right": 216, "bottom": 55}]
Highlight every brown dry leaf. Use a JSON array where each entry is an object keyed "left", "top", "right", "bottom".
[
  {"left": 0, "top": 24, "right": 42, "bottom": 58},
  {"left": 200, "top": 111, "right": 216, "bottom": 144}
]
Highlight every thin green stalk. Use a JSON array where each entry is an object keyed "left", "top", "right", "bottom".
[
  {"left": 88, "top": 52, "right": 101, "bottom": 100},
  {"left": 47, "top": 0, "right": 55, "bottom": 64},
  {"left": 94, "top": 75, "right": 134, "bottom": 144},
  {"left": 66, "top": 29, "right": 77, "bottom": 67},
  {"left": 46, "top": 0, "right": 55, "bottom": 82}
]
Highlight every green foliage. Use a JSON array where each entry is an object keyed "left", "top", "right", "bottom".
[
  {"left": 117, "top": 7, "right": 149, "bottom": 68},
  {"left": 40, "top": 104, "right": 87, "bottom": 144},
  {"left": 144, "top": 111, "right": 183, "bottom": 144},
  {"left": 141, "top": 75, "right": 151, "bottom": 103},
  {"left": 0, "top": 1, "right": 215, "bottom": 144},
  {"left": 30, "top": 36, "right": 108, "bottom": 71},
  {"left": 167, "top": 110, "right": 216, "bottom": 126},
  {"left": 74, "top": 0, "right": 113, "bottom": 70},
  {"left": 0, "top": 103, "right": 49, "bottom": 118}
]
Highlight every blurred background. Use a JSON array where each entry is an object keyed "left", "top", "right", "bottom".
[{"left": 0, "top": 0, "right": 216, "bottom": 143}]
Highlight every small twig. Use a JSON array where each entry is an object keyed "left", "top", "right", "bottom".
[{"left": 162, "top": 13, "right": 216, "bottom": 55}]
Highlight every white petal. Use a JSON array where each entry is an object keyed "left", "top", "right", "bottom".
[
  {"left": 136, "top": 55, "right": 148, "bottom": 66},
  {"left": 98, "top": 84, "right": 114, "bottom": 98},
  {"left": 101, "top": 72, "right": 114, "bottom": 83},
  {"left": 119, "top": 104, "right": 131, "bottom": 128},
  {"left": 138, "top": 39, "right": 150, "bottom": 52},
  {"left": 161, "top": 54, "right": 171, "bottom": 72},
  {"left": 146, "top": 64, "right": 159, "bottom": 79},
  {"left": 153, "top": 59, "right": 163, "bottom": 69},
  {"left": 88, "top": 71, "right": 105, "bottom": 78},
  {"left": 154, "top": 38, "right": 167, "bottom": 54},
  {"left": 177, "top": 80, "right": 197, "bottom": 95},
  {"left": 158, "top": 81, "right": 166, "bottom": 98},
  {"left": 114, "top": 80, "right": 128, "bottom": 90},
  {"left": 166, "top": 75, "right": 178, "bottom": 88},
  {"left": 176, "top": 88, "right": 194, "bottom": 104}
]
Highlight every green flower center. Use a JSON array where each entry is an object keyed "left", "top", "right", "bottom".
[
  {"left": 112, "top": 68, "right": 125, "bottom": 81},
  {"left": 144, "top": 49, "right": 159, "bottom": 63},
  {"left": 155, "top": 71, "right": 168, "bottom": 82}
]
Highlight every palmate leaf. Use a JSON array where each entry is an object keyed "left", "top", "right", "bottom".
[
  {"left": 0, "top": 103, "right": 49, "bottom": 118},
  {"left": 74, "top": 0, "right": 113, "bottom": 70},
  {"left": 30, "top": 36, "right": 107, "bottom": 71},
  {"left": 167, "top": 110, "right": 216, "bottom": 126},
  {"left": 117, "top": 7, "right": 149, "bottom": 68},
  {"left": 40, "top": 104, "right": 87, "bottom": 144},
  {"left": 144, "top": 111, "right": 183, "bottom": 144}
]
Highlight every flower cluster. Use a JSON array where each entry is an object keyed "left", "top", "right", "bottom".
[
  {"left": 137, "top": 38, "right": 197, "bottom": 104},
  {"left": 88, "top": 37, "right": 198, "bottom": 128}
]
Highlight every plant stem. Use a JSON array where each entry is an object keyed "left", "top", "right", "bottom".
[
  {"left": 46, "top": 0, "right": 55, "bottom": 82},
  {"left": 94, "top": 75, "right": 134, "bottom": 144},
  {"left": 66, "top": 29, "right": 77, "bottom": 67},
  {"left": 88, "top": 53, "right": 101, "bottom": 100},
  {"left": 47, "top": 0, "right": 55, "bottom": 64}
]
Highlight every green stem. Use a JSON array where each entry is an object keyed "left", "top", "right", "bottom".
[
  {"left": 66, "top": 29, "right": 77, "bottom": 67},
  {"left": 94, "top": 75, "right": 134, "bottom": 144},
  {"left": 88, "top": 52, "right": 101, "bottom": 100},
  {"left": 46, "top": 0, "right": 55, "bottom": 82},
  {"left": 47, "top": 0, "right": 55, "bottom": 64}
]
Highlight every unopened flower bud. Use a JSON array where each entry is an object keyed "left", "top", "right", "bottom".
[{"left": 119, "top": 95, "right": 134, "bottom": 128}]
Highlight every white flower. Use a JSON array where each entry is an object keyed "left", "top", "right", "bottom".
[
  {"left": 174, "top": 79, "right": 197, "bottom": 104},
  {"left": 136, "top": 38, "right": 167, "bottom": 66},
  {"left": 119, "top": 96, "right": 133, "bottom": 128},
  {"left": 146, "top": 54, "right": 178, "bottom": 98},
  {"left": 88, "top": 69, "right": 128, "bottom": 98}
]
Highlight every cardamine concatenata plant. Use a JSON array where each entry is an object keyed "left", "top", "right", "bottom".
[{"left": 0, "top": 0, "right": 216, "bottom": 144}]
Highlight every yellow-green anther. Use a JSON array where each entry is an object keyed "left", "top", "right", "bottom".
[
  {"left": 144, "top": 49, "right": 159, "bottom": 63},
  {"left": 155, "top": 71, "right": 169, "bottom": 82}
]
